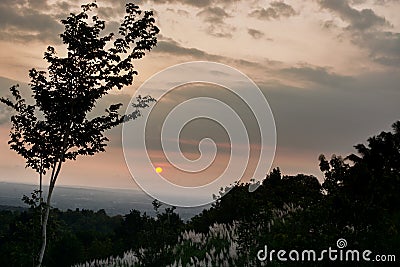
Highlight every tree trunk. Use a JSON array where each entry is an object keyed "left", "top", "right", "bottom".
[
  {"left": 36, "top": 158, "right": 63, "bottom": 267},
  {"left": 36, "top": 126, "right": 70, "bottom": 267},
  {"left": 36, "top": 179, "right": 55, "bottom": 267},
  {"left": 39, "top": 163, "right": 43, "bottom": 225}
]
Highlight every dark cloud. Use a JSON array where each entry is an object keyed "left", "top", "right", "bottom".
[
  {"left": 196, "top": 6, "right": 236, "bottom": 38},
  {"left": 154, "top": 38, "right": 223, "bottom": 60},
  {"left": 144, "top": 0, "right": 241, "bottom": 38},
  {"left": 354, "top": 31, "right": 400, "bottom": 66},
  {"left": 0, "top": 0, "right": 63, "bottom": 43},
  {"left": 280, "top": 64, "right": 354, "bottom": 88},
  {"left": 197, "top": 6, "right": 231, "bottom": 24},
  {"left": 247, "top": 28, "right": 265, "bottom": 39},
  {"left": 206, "top": 24, "right": 236, "bottom": 38},
  {"left": 318, "top": 0, "right": 399, "bottom": 67},
  {"left": 319, "top": 0, "right": 389, "bottom": 31},
  {"left": 250, "top": 1, "right": 296, "bottom": 20},
  {"left": 155, "top": 40, "right": 209, "bottom": 58},
  {"left": 0, "top": 0, "right": 131, "bottom": 44},
  {"left": 152, "top": 36, "right": 282, "bottom": 74}
]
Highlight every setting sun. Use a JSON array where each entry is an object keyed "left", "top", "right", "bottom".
[{"left": 155, "top": 167, "right": 163, "bottom": 173}]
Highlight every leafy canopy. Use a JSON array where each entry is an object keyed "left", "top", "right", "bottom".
[{"left": 0, "top": 2, "right": 159, "bottom": 176}]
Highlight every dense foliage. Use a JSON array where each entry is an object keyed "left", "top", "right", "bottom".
[{"left": 0, "top": 121, "right": 399, "bottom": 266}]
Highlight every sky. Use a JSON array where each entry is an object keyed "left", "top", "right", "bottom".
[{"left": 0, "top": 0, "right": 399, "bottom": 194}]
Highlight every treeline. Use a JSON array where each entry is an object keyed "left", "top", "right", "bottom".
[
  {"left": 0, "top": 121, "right": 399, "bottom": 266},
  {"left": 0, "top": 205, "right": 184, "bottom": 266}
]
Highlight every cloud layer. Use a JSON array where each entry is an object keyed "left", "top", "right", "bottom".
[
  {"left": 0, "top": 0, "right": 399, "bottom": 187},
  {"left": 0, "top": 0, "right": 63, "bottom": 42},
  {"left": 318, "top": 0, "right": 400, "bottom": 66}
]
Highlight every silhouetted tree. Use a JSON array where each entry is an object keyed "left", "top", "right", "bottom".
[
  {"left": 0, "top": 2, "right": 159, "bottom": 266},
  {"left": 319, "top": 121, "right": 400, "bottom": 208},
  {"left": 318, "top": 121, "right": 400, "bottom": 252}
]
